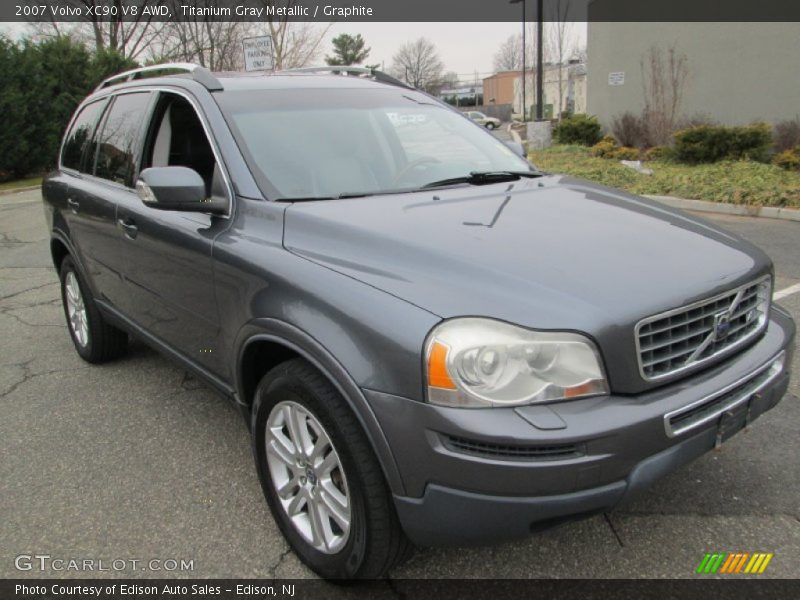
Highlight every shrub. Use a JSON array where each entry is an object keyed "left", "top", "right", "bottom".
[
  {"left": 773, "top": 147, "right": 800, "bottom": 171},
  {"left": 728, "top": 122, "right": 772, "bottom": 162},
  {"left": 611, "top": 146, "right": 640, "bottom": 160},
  {"left": 553, "top": 114, "right": 602, "bottom": 146},
  {"left": 673, "top": 123, "right": 773, "bottom": 164},
  {"left": 611, "top": 112, "right": 649, "bottom": 148},
  {"left": 0, "top": 36, "right": 136, "bottom": 180},
  {"left": 644, "top": 145, "right": 672, "bottom": 161},
  {"left": 590, "top": 135, "right": 618, "bottom": 158},
  {"left": 773, "top": 118, "right": 800, "bottom": 153}
]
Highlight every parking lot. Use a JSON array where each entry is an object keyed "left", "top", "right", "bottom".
[{"left": 1, "top": 188, "right": 798, "bottom": 580}]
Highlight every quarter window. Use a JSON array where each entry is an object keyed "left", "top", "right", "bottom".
[
  {"left": 94, "top": 92, "right": 151, "bottom": 186},
  {"left": 61, "top": 100, "right": 107, "bottom": 172}
]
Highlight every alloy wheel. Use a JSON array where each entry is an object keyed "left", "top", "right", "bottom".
[
  {"left": 265, "top": 400, "right": 351, "bottom": 554},
  {"left": 65, "top": 271, "right": 89, "bottom": 347}
]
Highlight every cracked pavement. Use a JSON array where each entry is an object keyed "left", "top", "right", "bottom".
[{"left": 1, "top": 189, "right": 798, "bottom": 580}]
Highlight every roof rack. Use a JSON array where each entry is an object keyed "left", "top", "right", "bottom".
[
  {"left": 283, "top": 66, "right": 414, "bottom": 90},
  {"left": 95, "top": 63, "right": 223, "bottom": 92}
]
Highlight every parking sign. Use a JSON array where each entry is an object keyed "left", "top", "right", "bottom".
[{"left": 243, "top": 36, "right": 274, "bottom": 72}]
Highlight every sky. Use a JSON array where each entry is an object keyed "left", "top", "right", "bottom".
[{"left": 0, "top": 21, "right": 587, "bottom": 78}]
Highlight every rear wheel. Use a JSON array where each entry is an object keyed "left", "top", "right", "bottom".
[
  {"left": 59, "top": 255, "right": 128, "bottom": 363},
  {"left": 252, "top": 358, "right": 411, "bottom": 579}
]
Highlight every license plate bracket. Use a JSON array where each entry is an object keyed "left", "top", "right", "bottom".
[{"left": 714, "top": 399, "right": 752, "bottom": 449}]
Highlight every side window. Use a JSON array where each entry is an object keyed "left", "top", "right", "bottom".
[
  {"left": 61, "top": 100, "right": 107, "bottom": 172},
  {"left": 94, "top": 92, "right": 152, "bottom": 186},
  {"left": 141, "top": 93, "right": 224, "bottom": 198}
]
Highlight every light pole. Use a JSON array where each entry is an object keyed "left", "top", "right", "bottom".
[
  {"left": 510, "top": 0, "right": 526, "bottom": 121},
  {"left": 536, "top": 0, "right": 544, "bottom": 120}
]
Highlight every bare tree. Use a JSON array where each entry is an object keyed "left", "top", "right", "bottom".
[
  {"left": 545, "top": 0, "right": 574, "bottom": 120},
  {"left": 391, "top": 37, "right": 444, "bottom": 92},
  {"left": 267, "top": 21, "right": 329, "bottom": 69},
  {"left": 640, "top": 44, "right": 689, "bottom": 145},
  {"left": 493, "top": 34, "right": 523, "bottom": 72},
  {"left": 160, "top": 20, "right": 251, "bottom": 71},
  {"left": 439, "top": 71, "right": 460, "bottom": 92},
  {"left": 250, "top": 0, "right": 329, "bottom": 69},
  {"left": 29, "top": 0, "right": 165, "bottom": 61}
]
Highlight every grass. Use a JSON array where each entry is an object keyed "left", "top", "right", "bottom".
[
  {"left": 529, "top": 145, "right": 800, "bottom": 208},
  {"left": 0, "top": 177, "right": 42, "bottom": 193}
]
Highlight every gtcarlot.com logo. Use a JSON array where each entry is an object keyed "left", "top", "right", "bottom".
[
  {"left": 696, "top": 552, "right": 774, "bottom": 574},
  {"left": 15, "top": 554, "right": 195, "bottom": 572}
]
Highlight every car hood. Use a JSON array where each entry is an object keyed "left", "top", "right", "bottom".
[{"left": 283, "top": 175, "right": 771, "bottom": 391}]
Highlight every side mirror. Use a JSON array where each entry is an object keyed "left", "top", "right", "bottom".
[
  {"left": 136, "top": 167, "right": 227, "bottom": 214},
  {"left": 505, "top": 141, "right": 526, "bottom": 158}
]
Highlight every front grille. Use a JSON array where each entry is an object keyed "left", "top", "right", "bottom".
[
  {"left": 441, "top": 434, "right": 583, "bottom": 461},
  {"left": 636, "top": 277, "right": 771, "bottom": 381},
  {"left": 664, "top": 352, "right": 784, "bottom": 437}
]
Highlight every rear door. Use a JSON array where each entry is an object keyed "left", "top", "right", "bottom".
[
  {"left": 56, "top": 97, "right": 112, "bottom": 293},
  {"left": 73, "top": 91, "right": 154, "bottom": 307}
]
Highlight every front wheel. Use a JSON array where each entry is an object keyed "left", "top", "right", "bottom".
[
  {"left": 251, "top": 359, "right": 411, "bottom": 579},
  {"left": 485, "top": 122, "right": 496, "bottom": 130}
]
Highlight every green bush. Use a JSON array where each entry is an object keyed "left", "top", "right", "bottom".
[
  {"left": 611, "top": 146, "right": 640, "bottom": 161},
  {"left": 590, "top": 135, "right": 618, "bottom": 158},
  {"left": 0, "top": 36, "right": 136, "bottom": 181},
  {"left": 673, "top": 123, "right": 773, "bottom": 164},
  {"left": 553, "top": 114, "right": 602, "bottom": 146},
  {"left": 773, "top": 147, "right": 800, "bottom": 171},
  {"left": 644, "top": 145, "right": 673, "bottom": 161}
]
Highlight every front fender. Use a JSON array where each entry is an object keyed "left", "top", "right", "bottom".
[{"left": 234, "top": 319, "right": 408, "bottom": 495}]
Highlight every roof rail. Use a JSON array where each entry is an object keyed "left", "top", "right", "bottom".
[
  {"left": 283, "top": 66, "right": 414, "bottom": 90},
  {"left": 95, "top": 63, "right": 224, "bottom": 92}
]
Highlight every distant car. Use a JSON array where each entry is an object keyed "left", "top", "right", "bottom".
[{"left": 466, "top": 110, "right": 501, "bottom": 129}]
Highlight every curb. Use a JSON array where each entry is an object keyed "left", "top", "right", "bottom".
[
  {"left": 644, "top": 195, "right": 800, "bottom": 223},
  {"left": 0, "top": 185, "right": 41, "bottom": 196}
]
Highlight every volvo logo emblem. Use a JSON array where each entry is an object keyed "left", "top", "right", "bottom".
[{"left": 713, "top": 312, "right": 732, "bottom": 340}]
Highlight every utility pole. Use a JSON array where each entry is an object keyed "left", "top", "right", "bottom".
[
  {"left": 510, "top": 0, "right": 526, "bottom": 120},
  {"left": 536, "top": 0, "right": 544, "bottom": 120}
]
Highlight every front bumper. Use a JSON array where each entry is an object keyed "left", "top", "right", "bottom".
[{"left": 365, "top": 306, "right": 795, "bottom": 546}]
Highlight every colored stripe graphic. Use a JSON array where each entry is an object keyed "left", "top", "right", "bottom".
[{"left": 698, "top": 552, "right": 773, "bottom": 574}]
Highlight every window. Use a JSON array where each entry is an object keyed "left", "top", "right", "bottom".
[
  {"left": 94, "top": 92, "right": 151, "bottom": 186},
  {"left": 218, "top": 88, "right": 529, "bottom": 200},
  {"left": 141, "top": 93, "right": 221, "bottom": 198},
  {"left": 61, "top": 100, "right": 107, "bottom": 172}
]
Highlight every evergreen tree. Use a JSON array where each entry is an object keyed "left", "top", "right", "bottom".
[{"left": 325, "top": 34, "right": 370, "bottom": 66}]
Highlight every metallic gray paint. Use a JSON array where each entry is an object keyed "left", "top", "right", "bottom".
[{"left": 42, "top": 73, "right": 796, "bottom": 544}]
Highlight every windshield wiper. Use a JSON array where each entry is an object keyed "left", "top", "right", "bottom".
[{"left": 421, "top": 170, "right": 543, "bottom": 189}]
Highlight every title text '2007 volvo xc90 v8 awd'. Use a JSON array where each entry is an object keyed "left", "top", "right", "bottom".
[{"left": 43, "top": 64, "right": 794, "bottom": 579}]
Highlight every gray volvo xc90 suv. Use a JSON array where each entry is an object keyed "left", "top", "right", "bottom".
[{"left": 43, "top": 64, "right": 795, "bottom": 579}]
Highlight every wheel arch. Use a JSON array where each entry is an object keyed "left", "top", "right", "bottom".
[{"left": 235, "top": 318, "right": 406, "bottom": 496}]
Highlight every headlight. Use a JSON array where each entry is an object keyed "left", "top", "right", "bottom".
[{"left": 424, "top": 318, "right": 609, "bottom": 408}]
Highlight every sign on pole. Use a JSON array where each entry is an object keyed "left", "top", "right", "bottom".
[{"left": 243, "top": 36, "right": 274, "bottom": 72}]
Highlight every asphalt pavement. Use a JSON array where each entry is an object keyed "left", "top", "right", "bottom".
[{"left": 1, "top": 188, "right": 798, "bottom": 580}]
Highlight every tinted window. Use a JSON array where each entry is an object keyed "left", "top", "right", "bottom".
[
  {"left": 61, "top": 100, "right": 107, "bottom": 171},
  {"left": 218, "top": 89, "right": 529, "bottom": 200},
  {"left": 94, "top": 92, "right": 151, "bottom": 186}
]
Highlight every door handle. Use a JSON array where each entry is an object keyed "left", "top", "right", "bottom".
[
  {"left": 67, "top": 198, "right": 79, "bottom": 213},
  {"left": 117, "top": 218, "right": 138, "bottom": 239}
]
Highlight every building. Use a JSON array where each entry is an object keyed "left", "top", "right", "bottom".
[
  {"left": 482, "top": 71, "right": 521, "bottom": 107},
  {"left": 512, "top": 63, "right": 587, "bottom": 119},
  {"left": 587, "top": 21, "right": 800, "bottom": 127}
]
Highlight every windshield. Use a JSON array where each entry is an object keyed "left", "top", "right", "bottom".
[{"left": 217, "top": 87, "right": 531, "bottom": 200}]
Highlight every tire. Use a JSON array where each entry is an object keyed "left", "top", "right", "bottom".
[
  {"left": 59, "top": 255, "right": 128, "bottom": 363},
  {"left": 252, "top": 358, "right": 412, "bottom": 579},
  {"left": 486, "top": 122, "right": 496, "bottom": 130}
]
